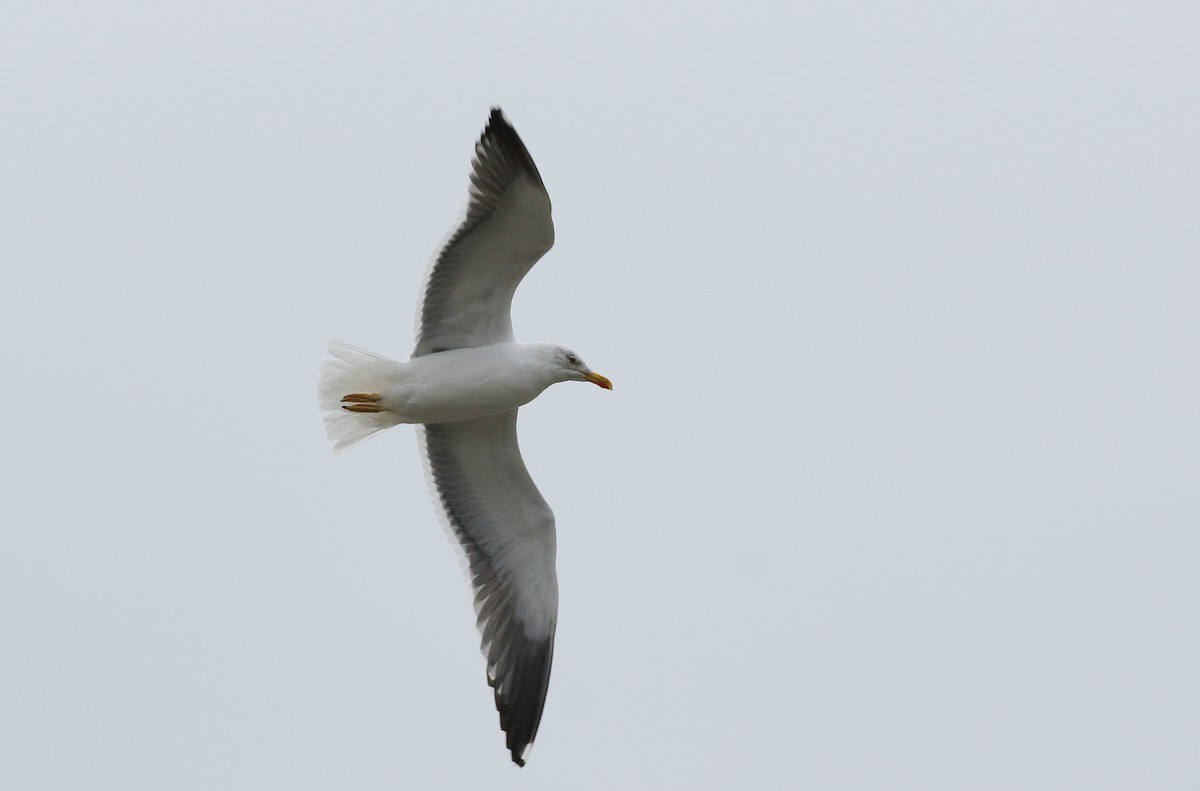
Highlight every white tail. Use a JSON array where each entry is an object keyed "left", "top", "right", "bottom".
[{"left": 318, "top": 341, "right": 404, "bottom": 452}]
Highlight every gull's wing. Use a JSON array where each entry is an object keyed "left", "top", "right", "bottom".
[
  {"left": 416, "top": 411, "right": 558, "bottom": 766},
  {"left": 413, "top": 109, "right": 554, "bottom": 357}
]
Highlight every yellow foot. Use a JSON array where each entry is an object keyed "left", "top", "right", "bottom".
[
  {"left": 341, "top": 393, "right": 384, "bottom": 413},
  {"left": 342, "top": 404, "right": 384, "bottom": 413},
  {"left": 341, "top": 393, "right": 382, "bottom": 403}
]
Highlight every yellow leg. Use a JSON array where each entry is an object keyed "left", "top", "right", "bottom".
[
  {"left": 341, "top": 393, "right": 382, "bottom": 403},
  {"left": 341, "top": 392, "right": 383, "bottom": 413},
  {"left": 342, "top": 403, "right": 385, "bottom": 413}
]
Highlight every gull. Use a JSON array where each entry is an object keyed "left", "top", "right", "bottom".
[{"left": 318, "top": 108, "right": 611, "bottom": 766}]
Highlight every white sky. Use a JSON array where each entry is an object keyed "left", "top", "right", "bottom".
[{"left": 2, "top": 2, "right": 1198, "bottom": 789}]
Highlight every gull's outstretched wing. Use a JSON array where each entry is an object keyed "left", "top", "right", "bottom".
[
  {"left": 413, "top": 109, "right": 554, "bottom": 357},
  {"left": 416, "top": 411, "right": 558, "bottom": 766}
]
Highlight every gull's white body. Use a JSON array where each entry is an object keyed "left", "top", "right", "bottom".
[
  {"left": 332, "top": 343, "right": 563, "bottom": 426},
  {"left": 317, "top": 109, "right": 608, "bottom": 767}
]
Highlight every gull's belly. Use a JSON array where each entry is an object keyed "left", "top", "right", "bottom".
[{"left": 383, "top": 346, "right": 547, "bottom": 424}]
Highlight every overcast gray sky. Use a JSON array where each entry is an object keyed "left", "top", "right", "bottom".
[{"left": 2, "top": 2, "right": 1198, "bottom": 789}]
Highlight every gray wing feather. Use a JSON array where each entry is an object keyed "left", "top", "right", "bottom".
[
  {"left": 417, "top": 411, "right": 558, "bottom": 766},
  {"left": 413, "top": 109, "right": 554, "bottom": 356}
]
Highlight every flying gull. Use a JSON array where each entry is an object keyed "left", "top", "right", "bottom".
[{"left": 318, "top": 108, "right": 611, "bottom": 766}]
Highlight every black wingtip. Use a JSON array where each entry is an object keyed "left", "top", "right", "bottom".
[
  {"left": 485, "top": 106, "right": 512, "bottom": 135},
  {"left": 491, "top": 630, "right": 554, "bottom": 769},
  {"left": 476, "top": 107, "right": 546, "bottom": 192}
]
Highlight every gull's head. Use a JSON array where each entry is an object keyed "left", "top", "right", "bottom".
[{"left": 547, "top": 345, "right": 612, "bottom": 390}]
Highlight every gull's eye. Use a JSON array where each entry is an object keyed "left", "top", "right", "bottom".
[{"left": 567, "top": 354, "right": 578, "bottom": 365}]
